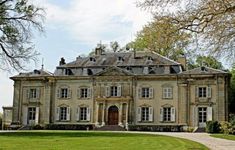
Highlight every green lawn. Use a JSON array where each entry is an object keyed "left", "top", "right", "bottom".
[
  {"left": 211, "top": 134, "right": 235, "bottom": 141},
  {"left": 0, "top": 131, "right": 208, "bottom": 150}
]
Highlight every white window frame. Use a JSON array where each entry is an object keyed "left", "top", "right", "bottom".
[
  {"left": 81, "top": 88, "right": 88, "bottom": 98},
  {"left": 28, "top": 107, "right": 36, "bottom": 121},
  {"left": 61, "top": 88, "right": 68, "bottom": 98},
  {"left": 163, "top": 107, "right": 171, "bottom": 122},
  {"left": 80, "top": 107, "right": 87, "bottom": 121},
  {"left": 30, "top": 89, "right": 37, "bottom": 99},
  {"left": 110, "top": 86, "right": 118, "bottom": 97},
  {"left": 141, "top": 107, "right": 149, "bottom": 121},
  {"left": 60, "top": 107, "right": 67, "bottom": 121},
  {"left": 198, "top": 87, "right": 207, "bottom": 98},
  {"left": 142, "top": 88, "right": 150, "bottom": 98},
  {"left": 163, "top": 87, "right": 173, "bottom": 99}
]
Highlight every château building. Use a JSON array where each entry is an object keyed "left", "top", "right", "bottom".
[{"left": 10, "top": 48, "right": 230, "bottom": 131}]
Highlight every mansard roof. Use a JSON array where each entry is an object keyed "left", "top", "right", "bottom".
[
  {"left": 58, "top": 51, "right": 180, "bottom": 68},
  {"left": 11, "top": 68, "right": 53, "bottom": 78},
  {"left": 181, "top": 66, "right": 228, "bottom": 75}
]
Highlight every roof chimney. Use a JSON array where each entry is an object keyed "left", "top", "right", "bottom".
[
  {"left": 177, "top": 54, "right": 187, "bottom": 71},
  {"left": 59, "top": 57, "right": 66, "bottom": 66}
]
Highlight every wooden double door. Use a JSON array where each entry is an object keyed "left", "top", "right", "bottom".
[{"left": 108, "top": 106, "right": 119, "bottom": 125}]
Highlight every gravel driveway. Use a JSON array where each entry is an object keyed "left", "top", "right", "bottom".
[{"left": 128, "top": 132, "right": 235, "bottom": 150}]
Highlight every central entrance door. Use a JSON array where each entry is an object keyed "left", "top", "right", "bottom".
[
  {"left": 198, "top": 107, "right": 207, "bottom": 128},
  {"left": 108, "top": 106, "right": 119, "bottom": 125}
]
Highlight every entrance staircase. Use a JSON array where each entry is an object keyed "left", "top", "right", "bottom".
[
  {"left": 95, "top": 125, "right": 126, "bottom": 131},
  {"left": 194, "top": 127, "right": 206, "bottom": 133}
]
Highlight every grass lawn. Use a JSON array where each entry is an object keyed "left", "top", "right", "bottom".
[
  {"left": 210, "top": 134, "right": 235, "bottom": 141},
  {"left": 0, "top": 131, "right": 208, "bottom": 150}
]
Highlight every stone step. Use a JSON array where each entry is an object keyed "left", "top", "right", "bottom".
[{"left": 95, "top": 125, "right": 126, "bottom": 131}]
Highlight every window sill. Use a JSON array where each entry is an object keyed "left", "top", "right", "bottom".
[
  {"left": 160, "top": 121, "right": 175, "bottom": 123},
  {"left": 139, "top": 121, "right": 153, "bottom": 123},
  {"left": 162, "top": 98, "right": 173, "bottom": 100}
]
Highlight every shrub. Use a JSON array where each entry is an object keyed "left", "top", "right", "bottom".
[
  {"left": 206, "top": 121, "right": 221, "bottom": 133},
  {"left": 220, "top": 121, "right": 233, "bottom": 134}
]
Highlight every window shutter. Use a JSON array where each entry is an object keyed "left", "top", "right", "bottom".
[
  {"left": 56, "top": 107, "right": 60, "bottom": 121},
  {"left": 117, "top": 85, "right": 122, "bottom": 96},
  {"left": 66, "top": 107, "right": 70, "bottom": 121},
  {"left": 57, "top": 89, "right": 61, "bottom": 98},
  {"left": 36, "top": 88, "right": 40, "bottom": 99},
  {"left": 77, "top": 88, "right": 81, "bottom": 98},
  {"left": 76, "top": 107, "right": 80, "bottom": 121},
  {"left": 23, "top": 106, "right": 28, "bottom": 125},
  {"left": 207, "top": 107, "right": 212, "bottom": 121},
  {"left": 149, "top": 107, "right": 153, "bottom": 122},
  {"left": 163, "top": 88, "right": 166, "bottom": 98},
  {"left": 87, "top": 107, "right": 91, "bottom": 121},
  {"left": 207, "top": 87, "right": 212, "bottom": 98},
  {"left": 138, "top": 88, "right": 142, "bottom": 99},
  {"left": 27, "top": 89, "right": 30, "bottom": 99},
  {"left": 160, "top": 108, "right": 163, "bottom": 122},
  {"left": 149, "top": 88, "right": 153, "bottom": 98},
  {"left": 35, "top": 107, "right": 39, "bottom": 124},
  {"left": 88, "top": 88, "right": 92, "bottom": 98},
  {"left": 171, "top": 107, "right": 175, "bottom": 122},
  {"left": 137, "top": 107, "right": 141, "bottom": 122},
  {"left": 195, "top": 86, "right": 199, "bottom": 98},
  {"left": 105, "top": 86, "right": 110, "bottom": 97},
  {"left": 68, "top": 88, "right": 72, "bottom": 99},
  {"left": 169, "top": 88, "right": 173, "bottom": 98}
]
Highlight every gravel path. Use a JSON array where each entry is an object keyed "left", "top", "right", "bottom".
[{"left": 128, "top": 132, "right": 235, "bottom": 150}]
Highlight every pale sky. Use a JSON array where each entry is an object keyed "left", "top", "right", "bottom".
[{"left": 0, "top": 0, "right": 152, "bottom": 112}]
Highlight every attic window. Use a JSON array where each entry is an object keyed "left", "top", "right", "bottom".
[
  {"left": 89, "top": 57, "right": 96, "bottom": 62},
  {"left": 126, "top": 66, "right": 132, "bottom": 71},
  {"left": 65, "top": 68, "right": 73, "bottom": 75},
  {"left": 33, "top": 70, "right": 41, "bottom": 74},
  {"left": 117, "top": 56, "right": 124, "bottom": 62},
  {"left": 147, "top": 56, "right": 153, "bottom": 61},
  {"left": 87, "top": 69, "right": 93, "bottom": 75},
  {"left": 201, "top": 66, "right": 207, "bottom": 72}
]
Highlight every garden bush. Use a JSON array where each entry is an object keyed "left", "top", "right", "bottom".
[
  {"left": 206, "top": 121, "right": 221, "bottom": 133},
  {"left": 220, "top": 121, "right": 233, "bottom": 134}
]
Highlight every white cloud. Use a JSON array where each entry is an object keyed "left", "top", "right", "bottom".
[{"left": 36, "top": 0, "right": 152, "bottom": 45}]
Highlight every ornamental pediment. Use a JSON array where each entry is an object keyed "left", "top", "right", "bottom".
[{"left": 94, "top": 66, "right": 133, "bottom": 76}]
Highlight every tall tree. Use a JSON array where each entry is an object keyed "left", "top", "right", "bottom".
[
  {"left": 128, "top": 17, "right": 191, "bottom": 60},
  {"left": 0, "top": 0, "right": 44, "bottom": 71},
  {"left": 138, "top": 0, "right": 235, "bottom": 62},
  {"left": 188, "top": 55, "right": 224, "bottom": 70}
]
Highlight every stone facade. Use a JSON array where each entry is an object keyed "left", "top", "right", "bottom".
[
  {"left": 10, "top": 50, "right": 230, "bottom": 130},
  {"left": 2, "top": 106, "right": 13, "bottom": 130}
]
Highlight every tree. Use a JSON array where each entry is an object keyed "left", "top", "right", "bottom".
[
  {"left": 138, "top": 0, "right": 235, "bottom": 62},
  {"left": 128, "top": 17, "right": 191, "bottom": 60},
  {"left": 0, "top": 0, "right": 44, "bottom": 71},
  {"left": 188, "top": 55, "right": 223, "bottom": 70}
]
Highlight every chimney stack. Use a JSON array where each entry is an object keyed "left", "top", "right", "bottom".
[
  {"left": 59, "top": 57, "right": 66, "bottom": 66},
  {"left": 177, "top": 54, "right": 187, "bottom": 71}
]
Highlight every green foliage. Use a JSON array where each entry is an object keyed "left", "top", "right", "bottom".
[
  {"left": 211, "top": 134, "right": 235, "bottom": 141},
  {"left": 0, "top": 0, "right": 44, "bottom": 71},
  {"left": 206, "top": 121, "right": 221, "bottom": 133},
  {"left": 220, "top": 121, "right": 233, "bottom": 135},
  {"left": 128, "top": 16, "right": 191, "bottom": 60},
  {"left": 188, "top": 55, "right": 224, "bottom": 69}
]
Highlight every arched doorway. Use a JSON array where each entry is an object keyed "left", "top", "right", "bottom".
[{"left": 108, "top": 106, "right": 119, "bottom": 125}]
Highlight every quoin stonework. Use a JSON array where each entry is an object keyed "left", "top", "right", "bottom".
[{"left": 9, "top": 47, "right": 230, "bottom": 131}]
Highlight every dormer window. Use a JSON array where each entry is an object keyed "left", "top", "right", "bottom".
[
  {"left": 147, "top": 56, "right": 153, "bottom": 61},
  {"left": 89, "top": 57, "right": 96, "bottom": 62},
  {"left": 126, "top": 66, "right": 132, "bottom": 71},
  {"left": 117, "top": 56, "right": 124, "bottom": 62},
  {"left": 65, "top": 68, "right": 73, "bottom": 75}
]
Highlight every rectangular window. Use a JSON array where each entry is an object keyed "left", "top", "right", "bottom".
[
  {"left": 28, "top": 107, "right": 36, "bottom": 120},
  {"left": 141, "top": 107, "right": 149, "bottom": 121},
  {"left": 110, "top": 86, "right": 118, "bottom": 97},
  {"left": 199, "top": 87, "right": 207, "bottom": 98},
  {"left": 163, "top": 87, "right": 173, "bottom": 99},
  {"left": 81, "top": 88, "right": 88, "bottom": 98},
  {"left": 80, "top": 107, "right": 87, "bottom": 121},
  {"left": 142, "top": 88, "right": 149, "bottom": 98},
  {"left": 60, "top": 107, "right": 67, "bottom": 121},
  {"left": 30, "top": 89, "right": 37, "bottom": 99},
  {"left": 163, "top": 107, "right": 171, "bottom": 121},
  {"left": 61, "top": 88, "right": 68, "bottom": 98}
]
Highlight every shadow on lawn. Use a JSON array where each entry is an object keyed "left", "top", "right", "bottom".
[{"left": 0, "top": 131, "right": 156, "bottom": 138}]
